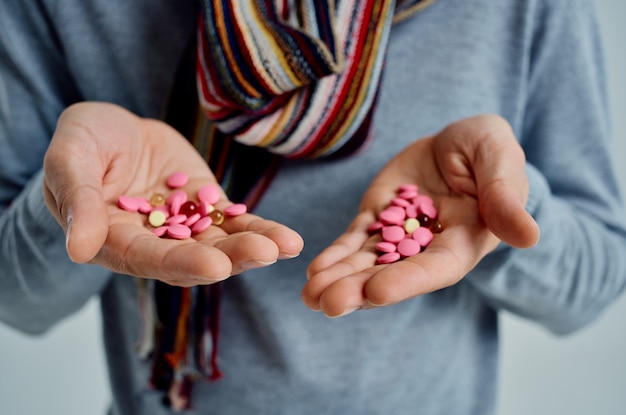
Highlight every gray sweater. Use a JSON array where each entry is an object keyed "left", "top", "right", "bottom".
[{"left": 2, "top": 0, "right": 626, "bottom": 414}]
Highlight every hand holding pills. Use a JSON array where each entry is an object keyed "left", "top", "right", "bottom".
[
  {"left": 43, "top": 102, "right": 304, "bottom": 285},
  {"left": 302, "top": 114, "right": 540, "bottom": 317}
]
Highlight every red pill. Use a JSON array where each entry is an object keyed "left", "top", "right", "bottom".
[{"left": 179, "top": 201, "right": 199, "bottom": 217}]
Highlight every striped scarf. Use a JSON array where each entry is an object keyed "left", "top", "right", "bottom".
[{"left": 141, "top": 0, "right": 435, "bottom": 410}]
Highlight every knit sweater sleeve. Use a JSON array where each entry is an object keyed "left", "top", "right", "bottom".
[
  {"left": 0, "top": 2, "right": 111, "bottom": 335},
  {"left": 467, "top": 0, "right": 626, "bottom": 335}
]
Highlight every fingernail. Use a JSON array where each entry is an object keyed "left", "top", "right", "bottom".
[
  {"left": 240, "top": 259, "right": 277, "bottom": 271},
  {"left": 65, "top": 214, "right": 77, "bottom": 262},
  {"left": 278, "top": 252, "right": 300, "bottom": 260},
  {"left": 326, "top": 306, "right": 360, "bottom": 318}
]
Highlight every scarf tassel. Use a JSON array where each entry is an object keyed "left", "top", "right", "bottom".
[{"left": 138, "top": 281, "right": 223, "bottom": 409}]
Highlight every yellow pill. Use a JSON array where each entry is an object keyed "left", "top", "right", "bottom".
[
  {"left": 148, "top": 210, "right": 167, "bottom": 227},
  {"left": 404, "top": 218, "right": 420, "bottom": 234},
  {"left": 149, "top": 193, "right": 166, "bottom": 207},
  {"left": 209, "top": 209, "right": 225, "bottom": 225}
]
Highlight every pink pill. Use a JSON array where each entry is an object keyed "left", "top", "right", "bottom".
[
  {"left": 419, "top": 202, "right": 438, "bottom": 219},
  {"left": 377, "top": 252, "right": 401, "bottom": 264},
  {"left": 191, "top": 216, "right": 213, "bottom": 234},
  {"left": 166, "top": 172, "right": 189, "bottom": 188},
  {"left": 398, "top": 189, "right": 418, "bottom": 200},
  {"left": 197, "top": 184, "right": 221, "bottom": 205},
  {"left": 412, "top": 227, "right": 434, "bottom": 246},
  {"left": 379, "top": 206, "right": 405, "bottom": 225},
  {"left": 367, "top": 221, "right": 384, "bottom": 234},
  {"left": 198, "top": 200, "right": 213, "bottom": 217},
  {"left": 390, "top": 197, "right": 411, "bottom": 208},
  {"left": 152, "top": 226, "right": 169, "bottom": 237},
  {"left": 405, "top": 204, "right": 418, "bottom": 218},
  {"left": 397, "top": 184, "right": 418, "bottom": 193},
  {"left": 223, "top": 203, "right": 247, "bottom": 216},
  {"left": 166, "top": 190, "right": 188, "bottom": 205},
  {"left": 167, "top": 224, "right": 192, "bottom": 240},
  {"left": 184, "top": 213, "right": 201, "bottom": 227},
  {"left": 375, "top": 241, "right": 397, "bottom": 253},
  {"left": 118, "top": 195, "right": 139, "bottom": 212},
  {"left": 381, "top": 225, "right": 405, "bottom": 243},
  {"left": 166, "top": 214, "right": 187, "bottom": 225},
  {"left": 168, "top": 191, "right": 187, "bottom": 216},
  {"left": 136, "top": 197, "right": 153, "bottom": 214},
  {"left": 397, "top": 238, "right": 421, "bottom": 257}
]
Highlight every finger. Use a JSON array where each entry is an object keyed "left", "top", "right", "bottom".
[
  {"left": 479, "top": 179, "right": 540, "bottom": 248},
  {"left": 470, "top": 124, "right": 540, "bottom": 248},
  {"left": 438, "top": 114, "right": 540, "bottom": 248},
  {"left": 43, "top": 160, "right": 109, "bottom": 264},
  {"left": 100, "top": 224, "right": 234, "bottom": 282},
  {"left": 302, "top": 244, "right": 379, "bottom": 311},
  {"left": 306, "top": 211, "right": 374, "bottom": 277},
  {"left": 218, "top": 214, "right": 304, "bottom": 259},
  {"left": 318, "top": 271, "right": 374, "bottom": 317},
  {"left": 310, "top": 217, "right": 491, "bottom": 315},
  {"left": 212, "top": 232, "right": 281, "bottom": 275}
]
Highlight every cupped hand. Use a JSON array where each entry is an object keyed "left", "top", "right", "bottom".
[
  {"left": 43, "top": 102, "right": 303, "bottom": 286},
  {"left": 302, "top": 114, "right": 539, "bottom": 316}
]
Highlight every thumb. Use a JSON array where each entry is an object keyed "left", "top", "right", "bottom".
[
  {"left": 43, "top": 107, "right": 111, "bottom": 263},
  {"left": 479, "top": 179, "right": 539, "bottom": 248},
  {"left": 43, "top": 169, "right": 110, "bottom": 264}
]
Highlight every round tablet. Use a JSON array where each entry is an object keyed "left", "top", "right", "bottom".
[
  {"left": 197, "top": 184, "right": 221, "bottom": 205},
  {"left": 412, "top": 227, "right": 434, "bottom": 246},
  {"left": 377, "top": 252, "right": 401, "bottom": 264},
  {"left": 397, "top": 238, "right": 421, "bottom": 257},
  {"left": 166, "top": 214, "right": 187, "bottom": 225},
  {"left": 136, "top": 197, "right": 153, "bottom": 214},
  {"left": 375, "top": 241, "right": 397, "bottom": 253},
  {"left": 167, "top": 224, "right": 192, "bottom": 240},
  {"left": 397, "top": 184, "right": 418, "bottom": 193},
  {"left": 403, "top": 218, "right": 420, "bottom": 235},
  {"left": 224, "top": 203, "right": 247, "bottom": 216},
  {"left": 381, "top": 225, "right": 405, "bottom": 243},
  {"left": 152, "top": 226, "right": 169, "bottom": 237},
  {"left": 118, "top": 195, "right": 139, "bottom": 212},
  {"left": 166, "top": 171, "right": 189, "bottom": 188},
  {"left": 148, "top": 210, "right": 167, "bottom": 227},
  {"left": 367, "top": 221, "right": 384, "bottom": 234},
  {"left": 184, "top": 213, "right": 201, "bottom": 227},
  {"left": 379, "top": 206, "right": 405, "bottom": 225},
  {"left": 191, "top": 216, "right": 213, "bottom": 234}
]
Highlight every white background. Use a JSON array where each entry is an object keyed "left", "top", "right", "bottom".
[{"left": 1, "top": 1, "right": 625, "bottom": 414}]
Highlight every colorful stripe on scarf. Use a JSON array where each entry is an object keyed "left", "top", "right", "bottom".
[{"left": 196, "top": 0, "right": 396, "bottom": 158}]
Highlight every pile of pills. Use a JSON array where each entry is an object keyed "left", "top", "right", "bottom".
[
  {"left": 368, "top": 184, "right": 443, "bottom": 264},
  {"left": 117, "top": 172, "right": 247, "bottom": 240}
]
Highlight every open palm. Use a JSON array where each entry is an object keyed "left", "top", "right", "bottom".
[
  {"left": 43, "top": 102, "right": 303, "bottom": 285},
  {"left": 302, "top": 115, "right": 539, "bottom": 317}
]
